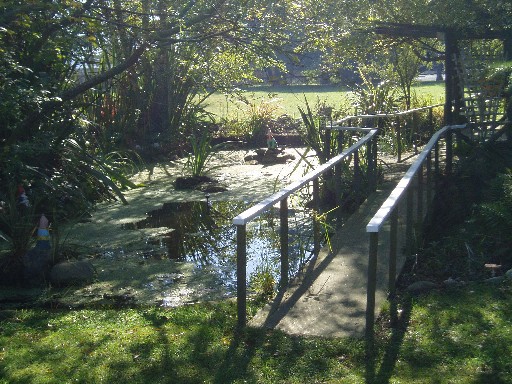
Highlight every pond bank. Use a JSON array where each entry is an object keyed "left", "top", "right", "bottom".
[{"left": 1, "top": 148, "right": 315, "bottom": 309}]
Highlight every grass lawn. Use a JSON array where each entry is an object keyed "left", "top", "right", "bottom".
[
  {"left": 203, "top": 83, "right": 446, "bottom": 119},
  {"left": 1, "top": 282, "right": 511, "bottom": 383}
]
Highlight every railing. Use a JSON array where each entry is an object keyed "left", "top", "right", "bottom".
[
  {"left": 364, "top": 124, "right": 466, "bottom": 353},
  {"left": 233, "top": 128, "right": 379, "bottom": 328},
  {"left": 327, "top": 104, "right": 444, "bottom": 162}
]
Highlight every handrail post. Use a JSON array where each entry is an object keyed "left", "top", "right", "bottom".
[
  {"left": 280, "top": 198, "right": 289, "bottom": 288},
  {"left": 366, "top": 232, "right": 379, "bottom": 359},
  {"left": 335, "top": 130, "right": 344, "bottom": 228},
  {"left": 354, "top": 149, "right": 361, "bottom": 191},
  {"left": 426, "top": 152, "right": 432, "bottom": 204},
  {"left": 236, "top": 224, "right": 247, "bottom": 328},
  {"left": 313, "top": 178, "right": 321, "bottom": 256},
  {"left": 396, "top": 116, "right": 402, "bottom": 162},
  {"left": 445, "top": 128, "right": 453, "bottom": 174},
  {"left": 413, "top": 112, "right": 419, "bottom": 154},
  {"left": 417, "top": 163, "right": 424, "bottom": 225},
  {"left": 428, "top": 107, "right": 434, "bottom": 137},
  {"left": 405, "top": 187, "right": 414, "bottom": 255},
  {"left": 389, "top": 209, "right": 398, "bottom": 298},
  {"left": 324, "top": 121, "right": 331, "bottom": 161}
]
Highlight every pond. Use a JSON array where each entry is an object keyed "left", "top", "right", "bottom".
[{"left": 113, "top": 199, "right": 317, "bottom": 298}]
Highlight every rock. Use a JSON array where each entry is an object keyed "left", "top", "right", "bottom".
[
  {"left": 405, "top": 280, "right": 439, "bottom": 294},
  {"left": 50, "top": 260, "right": 95, "bottom": 287},
  {"left": 443, "top": 277, "right": 464, "bottom": 288},
  {"left": 244, "top": 148, "right": 295, "bottom": 165},
  {"left": 174, "top": 175, "right": 213, "bottom": 190},
  {"left": 506, "top": 269, "right": 512, "bottom": 279},
  {"left": 484, "top": 276, "right": 505, "bottom": 284},
  {"left": 174, "top": 176, "right": 227, "bottom": 193}
]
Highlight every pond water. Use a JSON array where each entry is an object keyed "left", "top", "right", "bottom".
[{"left": 117, "top": 200, "right": 317, "bottom": 295}]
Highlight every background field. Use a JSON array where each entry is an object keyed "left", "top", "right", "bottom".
[{"left": 203, "top": 82, "right": 446, "bottom": 119}]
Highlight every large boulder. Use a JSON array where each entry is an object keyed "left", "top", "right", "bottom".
[{"left": 50, "top": 260, "right": 95, "bottom": 287}]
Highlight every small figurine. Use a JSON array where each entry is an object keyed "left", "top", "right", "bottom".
[
  {"left": 17, "top": 185, "right": 30, "bottom": 207},
  {"left": 35, "top": 214, "right": 51, "bottom": 250},
  {"left": 267, "top": 129, "right": 278, "bottom": 150}
]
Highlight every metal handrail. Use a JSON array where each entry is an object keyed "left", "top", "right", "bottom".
[
  {"left": 233, "top": 128, "right": 376, "bottom": 225},
  {"left": 364, "top": 123, "right": 467, "bottom": 353},
  {"left": 234, "top": 128, "right": 378, "bottom": 327},
  {"left": 333, "top": 104, "right": 444, "bottom": 125},
  {"left": 366, "top": 124, "right": 466, "bottom": 232}
]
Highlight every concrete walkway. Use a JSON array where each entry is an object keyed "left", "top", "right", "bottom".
[{"left": 249, "top": 159, "right": 414, "bottom": 338}]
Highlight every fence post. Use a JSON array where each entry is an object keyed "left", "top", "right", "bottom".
[
  {"left": 428, "top": 107, "right": 434, "bottom": 137},
  {"left": 445, "top": 128, "right": 453, "bottom": 174},
  {"left": 236, "top": 224, "right": 247, "bottom": 329},
  {"left": 335, "top": 130, "right": 344, "bottom": 228},
  {"left": 413, "top": 112, "right": 419, "bottom": 154},
  {"left": 396, "top": 116, "right": 402, "bottom": 162},
  {"left": 389, "top": 209, "right": 398, "bottom": 298},
  {"left": 405, "top": 187, "right": 414, "bottom": 255},
  {"left": 353, "top": 149, "right": 361, "bottom": 192},
  {"left": 366, "top": 232, "right": 379, "bottom": 358},
  {"left": 417, "top": 163, "right": 424, "bottom": 226},
  {"left": 313, "top": 178, "right": 321, "bottom": 256},
  {"left": 427, "top": 152, "right": 432, "bottom": 204},
  {"left": 280, "top": 198, "right": 289, "bottom": 288}
]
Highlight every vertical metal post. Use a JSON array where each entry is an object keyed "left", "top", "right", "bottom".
[
  {"left": 353, "top": 150, "right": 360, "bottom": 192},
  {"left": 434, "top": 141, "right": 440, "bottom": 186},
  {"left": 426, "top": 152, "right": 432, "bottom": 204},
  {"left": 396, "top": 117, "right": 402, "bottom": 162},
  {"left": 324, "top": 123, "right": 331, "bottom": 161},
  {"left": 366, "top": 232, "right": 379, "bottom": 358},
  {"left": 280, "top": 198, "right": 289, "bottom": 288},
  {"left": 389, "top": 209, "right": 398, "bottom": 298},
  {"left": 236, "top": 224, "right": 247, "bottom": 328},
  {"left": 313, "top": 178, "right": 321, "bottom": 256},
  {"left": 417, "top": 164, "right": 424, "bottom": 224},
  {"left": 445, "top": 129, "right": 453, "bottom": 174},
  {"left": 366, "top": 139, "right": 374, "bottom": 194},
  {"left": 413, "top": 112, "right": 419, "bottom": 154},
  {"left": 428, "top": 107, "right": 434, "bottom": 137},
  {"left": 335, "top": 130, "right": 344, "bottom": 228},
  {"left": 405, "top": 187, "right": 414, "bottom": 255}
]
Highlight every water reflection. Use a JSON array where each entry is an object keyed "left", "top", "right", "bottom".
[{"left": 121, "top": 200, "right": 318, "bottom": 292}]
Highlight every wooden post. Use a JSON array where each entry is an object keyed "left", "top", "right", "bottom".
[
  {"left": 236, "top": 224, "right": 247, "bottom": 328},
  {"left": 280, "top": 198, "right": 289, "bottom": 288}
]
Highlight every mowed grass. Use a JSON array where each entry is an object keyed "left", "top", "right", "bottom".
[
  {"left": 1, "top": 282, "right": 511, "bottom": 383},
  {"left": 203, "top": 82, "right": 445, "bottom": 119}
]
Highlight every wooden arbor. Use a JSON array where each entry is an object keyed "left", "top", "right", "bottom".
[{"left": 373, "top": 23, "right": 512, "bottom": 127}]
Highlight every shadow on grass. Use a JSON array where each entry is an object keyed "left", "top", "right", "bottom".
[{"left": 366, "top": 293, "right": 413, "bottom": 384}]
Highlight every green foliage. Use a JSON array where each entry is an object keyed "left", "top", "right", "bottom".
[
  {"left": 298, "top": 97, "right": 330, "bottom": 164},
  {"left": 249, "top": 263, "right": 276, "bottom": 300},
  {"left": 351, "top": 67, "right": 400, "bottom": 115},
  {"left": 0, "top": 198, "right": 37, "bottom": 260},
  {"left": 184, "top": 132, "right": 216, "bottom": 178}
]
